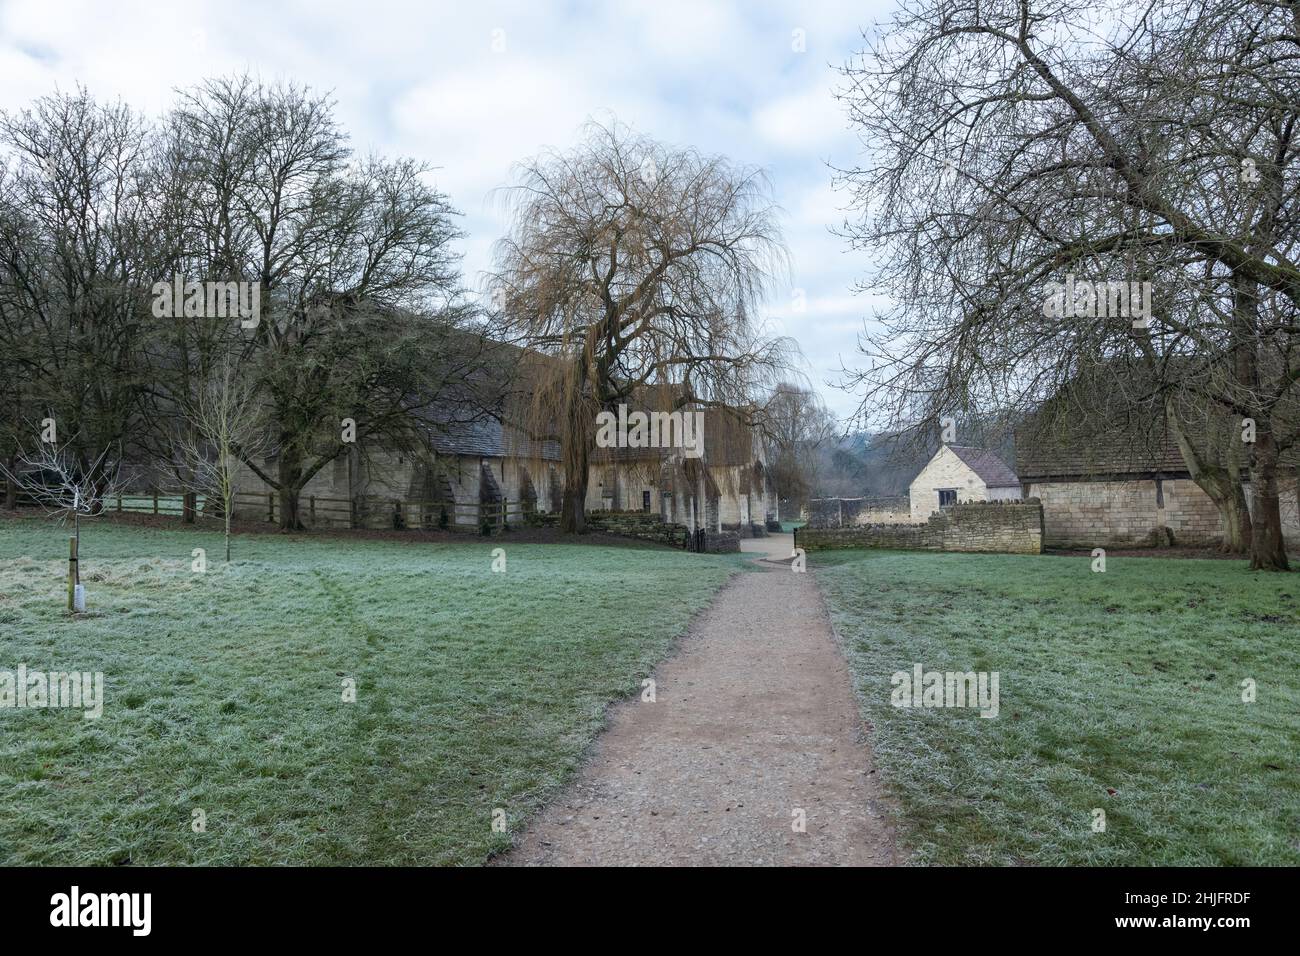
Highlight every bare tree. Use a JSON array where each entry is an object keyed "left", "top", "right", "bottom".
[
  {"left": 836, "top": 0, "right": 1300, "bottom": 569},
  {"left": 489, "top": 119, "right": 794, "bottom": 532},
  {"left": 1, "top": 437, "right": 123, "bottom": 608},
  {"left": 0, "top": 89, "right": 157, "bottom": 500},
  {"left": 158, "top": 76, "right": 480, "bottom": 530},
  {"left": 761, "top": 383, "right": 836, "bottom": 516},
  {"left": 166, "top": 362, "right": 270, "bottom": 562}
]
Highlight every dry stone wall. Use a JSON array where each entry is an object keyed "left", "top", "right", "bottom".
[{"left": 798, "top": 501, "right": 1043, "bottom": 554}]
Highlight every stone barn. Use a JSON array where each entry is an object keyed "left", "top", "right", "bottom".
[
  {"left": 585, "top": 405, "right": 777, "bottom": 536},
  {"left": 230, "top": 399, "right": 775, "bottom": 536},
  {"left": 908, "top": 444, "right": 1022, "bottom": 522},
  {"left": 230, "top": 409, "right": 561, "bottom": 530},
  {"left": 1016, "top": 426, "right": 1300, "bottom": 549}
]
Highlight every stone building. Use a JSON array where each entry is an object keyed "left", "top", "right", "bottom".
[
  {"left": 1016, "top": 426, "right": 1300, "bottom": 549},
  {"left": 229, "top": 410, "right": 561, "bottom": 530},
  {"left": 231, "top": 401, "right": 776, "bottom": 536},
  {"left": 907, "top": 444, "right": 1022, "bottom": 522},
  {"left": 585, "top": 405, "right": 777, "bottom": 536}
]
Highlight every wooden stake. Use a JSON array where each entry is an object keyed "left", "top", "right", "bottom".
[{"left": 67, "top": 535, "right": 78, "bottom": 612}]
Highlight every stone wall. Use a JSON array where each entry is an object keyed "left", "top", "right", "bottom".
[
  {"left": 808, "top": 496, "right": 912, "bottom": 528},
  {"left": 527, "top": 509, "right": 745, "bottom": 551},
  {"left": 1026, "top": 476, "right": 1300, "bottom": 549},
  {"left": 590, "top": 510, "right": 689, "bottom": 544},
  {"left": 797, "top": 500, "right": 1044, "bottom": 554}
]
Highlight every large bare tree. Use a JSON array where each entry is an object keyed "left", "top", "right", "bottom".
[
  {"left": 0, "top": 89, "right": 158, "bottom": 500},
  {"left": 761, "top": 383, "right": 836, "bottom": 516},
  {"left": 489, "top": 119, "right": 793, "bottom": 532},
  {"left": 157, "top": 76, "right": 482, "bottom": 530},
  {"left": 836, "top": 0, "right": 1300, "bottom": 569}
]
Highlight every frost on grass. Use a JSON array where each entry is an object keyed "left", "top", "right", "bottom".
[
  {"left": 0, "top": 517, "right": 741, "bottom": 865},
  {"left": 815, "top": 549, "right": 1300, "bottom": 866}
]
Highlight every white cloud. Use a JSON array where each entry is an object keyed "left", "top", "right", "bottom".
[
  {"left": 753, "top": 85, "right": 852, "bottom": 154},
  {"left": 0, "top": 0, "right": 901, "bottom": 418}
]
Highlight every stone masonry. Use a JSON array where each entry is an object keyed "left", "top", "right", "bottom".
[
  {"left": 1025, "top": 477, "right": 1300, "bottom": 549},
  {"left": 807, "top": 496, "right": 912, "bottom": 529},
  {"left": 797, "top": 500, "right": 1043, "bottom": 554}
]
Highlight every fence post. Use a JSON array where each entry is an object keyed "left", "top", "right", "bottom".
[
  {"left": 310, "top": 495, "right": 316, "bottom": 525},
  {"left": 153, "top": 490, "right": 159, "bottom": 516},
  {"left": 116, "top": 493, "right": 122, "bottom": 513},
  {"left": 268, "top": 492, "right": 274, "bottom": 524},
  {"left": 67, "top": 535, "right": 77, "bottom": 611}
]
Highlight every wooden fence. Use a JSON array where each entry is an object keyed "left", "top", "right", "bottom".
[
  {"left": 0, "top": 482, "right": 206, "bottom": 519},
  {"left": 230, "top": 491, "right": 531, "bottom": 530},
  {"left": 112, "top": 491, "right": 206, "bottom": 517},
  {"left": 2, "top": 479, "right": 531, "bottom": 532}
]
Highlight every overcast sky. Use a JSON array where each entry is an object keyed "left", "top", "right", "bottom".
[{"left": 0, "top": 0, "right": 900, "bottom": 421}]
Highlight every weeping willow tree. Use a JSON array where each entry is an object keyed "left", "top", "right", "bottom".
[{"left": 489, "top": 119, "right": 795, "bottom": 532}]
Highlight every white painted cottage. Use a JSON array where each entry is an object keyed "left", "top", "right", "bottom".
[{"left": 908, "top": 444, "right": 1022, "bottom": 521}]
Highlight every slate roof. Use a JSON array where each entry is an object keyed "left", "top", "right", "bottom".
[
  {"left": 1013, "top": 361, "right": 1210, "bottom": 480},
  {"left": 585, "top": 399, "right": 758, "bottom": 466},
  {"left": 412, "top": 333, "right": 562, "bottom": 461},
  {"left": 427, "top": 415, "right": 561, "bottom": 461},
  {"left": 946, "top": 445, "right": 1020, "bottom": 487},
  {"left": 1015, "top": 424, "right": 1186, "bottom": 480},
  {"left": 406, "top": 338, "right": 762, "bottom": 469},
  {"left": 1013, "top": 358, "right": 1300, "bottom": 479}
]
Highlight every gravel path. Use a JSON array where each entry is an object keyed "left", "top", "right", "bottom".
[{"left": 500, "top": 549, "right": 900, "bottom": 866}]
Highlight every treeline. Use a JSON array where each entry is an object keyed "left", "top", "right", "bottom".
[{"left": 0, "top": 77, "right": 499, "bottom": 528}]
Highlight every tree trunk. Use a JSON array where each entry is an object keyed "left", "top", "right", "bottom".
[
  {"left": 1218, "top": 485, "right": 1253, "bottom": 554},
  {"left": 183, "top": 491, "right": 196, "bottom": 524},
  {"left": 1166, "top": 400, "right": 1252, "bottom": 553},
  {"left": 277, "top": 452, "right": 305, "bottom": 531},
  {"left": 560, "top": 439, "right": 590, "bottom": 533},
  {"left": 559, "top": 354, "right": 593, "bottom": 534},
  {"left": 1248, "top": 432, "right": 1290, "bottom": 571},
  {"left": 1226, "top": 273, "right": 1289, "bottom": 570},
  {"left": 224, "top": 509, "right": 232, "bottom": 562},
  {"left": 3, "top": 454, "right": 16, "bottom": 509}
]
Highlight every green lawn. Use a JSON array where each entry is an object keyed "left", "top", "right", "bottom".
[
  {"left": 814, "top": 549, "right": 1300, "bottom": 866},
  {"left": 0, "top": 517, "right": 743, "bottom": 865}
]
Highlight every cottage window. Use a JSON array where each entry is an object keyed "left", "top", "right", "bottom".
[{"left": 938, "top": 489, "right": 957, "bottom": 507}]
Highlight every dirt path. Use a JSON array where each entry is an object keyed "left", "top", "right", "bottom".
[{"left": 501, "top": 545, "right": 900, "bottom": 866}]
